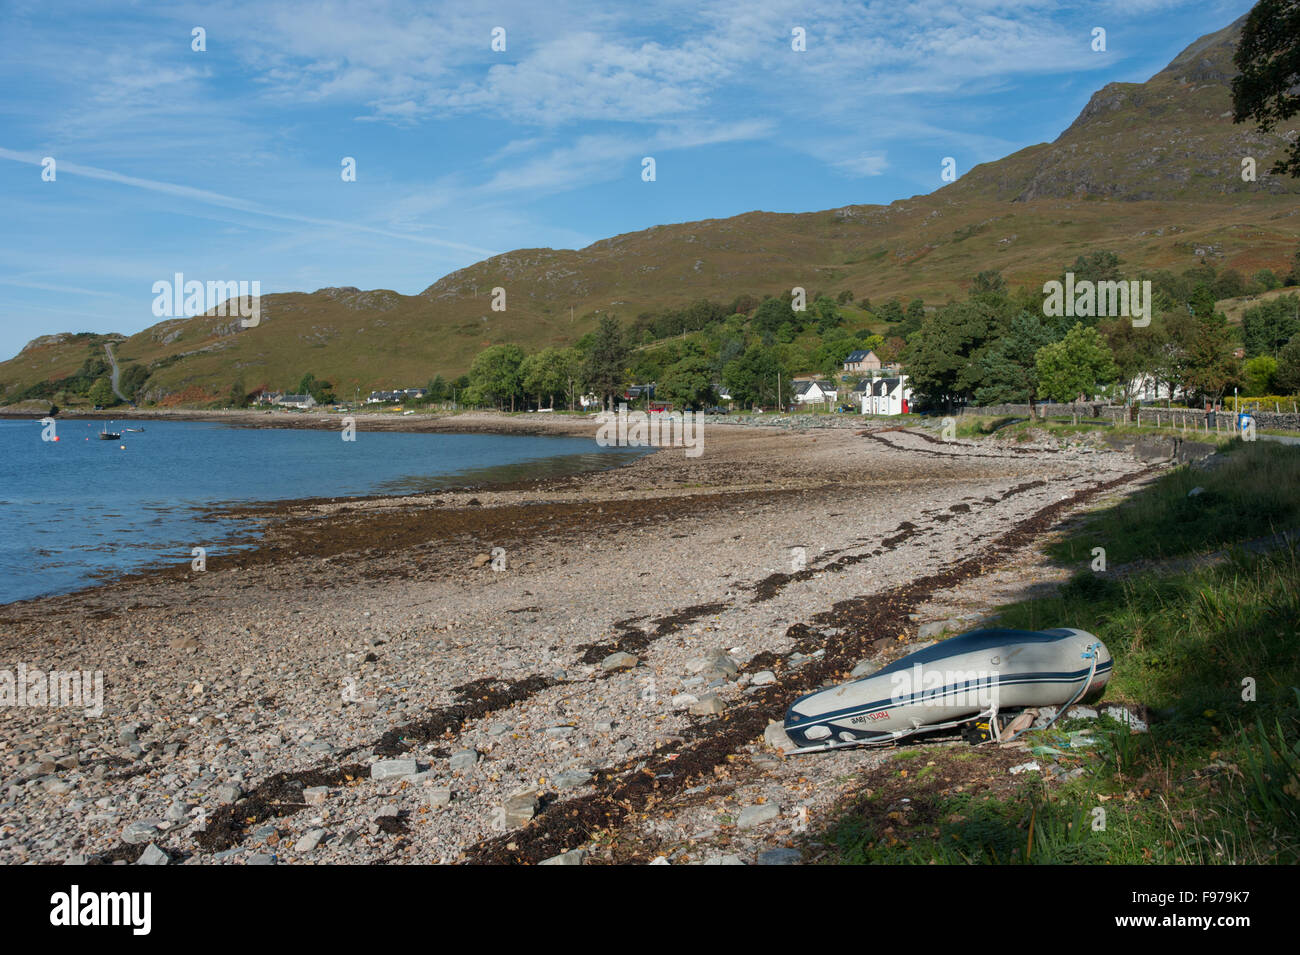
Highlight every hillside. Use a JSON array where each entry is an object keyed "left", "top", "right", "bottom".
[{"left": 3, "top": 14, "right": 1298, "bottom": 406}]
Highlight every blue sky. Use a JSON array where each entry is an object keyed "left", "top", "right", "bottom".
[{"left": 0, "top": 0, "right": 1257, "bottom": 361}]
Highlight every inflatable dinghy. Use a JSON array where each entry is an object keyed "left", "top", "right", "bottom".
[{"left": 783, "top": 627, "right": 1111, "bottom": 753}]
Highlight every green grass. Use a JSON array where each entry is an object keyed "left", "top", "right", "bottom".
[{"left": 820, "top": 440, "right": 1300, "bottom": 865}]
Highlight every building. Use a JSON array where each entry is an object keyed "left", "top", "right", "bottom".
[
  {"left": 792, "top": 380, "right": 838, "bottom": 407},
  {"left": 843, "top": 349, "right": 883, "bottom": 375},
  {"left": 855, "top": 375, "right": 912, "bottom": 415},
  {"left": 276, "top": 393, "right": 317, "bottom": 410}
]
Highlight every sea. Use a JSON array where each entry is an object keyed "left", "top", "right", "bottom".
[{"left": 0, "top": 417, "right": 640, "bottom": 605}]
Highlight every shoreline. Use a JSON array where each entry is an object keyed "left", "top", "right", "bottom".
[{"left": 0, "top": 424, "right": 1160, "bottom": 864}]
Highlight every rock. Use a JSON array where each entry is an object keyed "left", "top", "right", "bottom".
[
  {"left": 553, "top": 770, "right": 592, "bottom": 790},
  {"left": 165, "top": 801, "right": 190, "bottom": 822},
  {"left": 121, "top": 820, "right": 162, "bottom": 845},
  {"left": 169, "top": 636, "right": 200, "bottom": 651},
  {"left": 245, "top": 853, "right": 276, "bottom": 865},
  {"left": 1009, "top": 761, "right": 1041, "bottom": 775},
  {"left": 670, "top": 693, "right": 699, "bottom": 710},
  {"left": 294, "top": 828, "right": 326, "bottom": 853},
  {"left": 737, "top": 803, "right": 780, "bottom": 829},
  {"left": 917, "top": 619, "right": 963, "bottom": 640},
  {"left": 539, "top": 849, "right": 587, "bottom": 865},
  {"left": 600, "top": 651, "right": 638, "bottom": 671},
  {"left": 136, "top": 844, "right": 169, "bottom": 866},
  {"left": 764, "top": 721, "right": 798, "bottom": 754},
  {"left": 849, "top": 659, "right": 875, "bottom": 678},
  {"left": 471, "top": 552, "right": 491, "bottom": 568},
  {"left": 751, "top": 670, "right": 777, "bottom": 686},
  {"left": 503, "top": 789, "right": 539, "bottom": 827},
  {"left": 215, "top": 784, "right": 243, "bottom": 804},
  {"left": 449, "top": 749, "right": 479, "bottom": 771},
  {"left": 757, "top": 848, "right": 802, "bottom": 865},
  {"left": 370, "top": 759, "right": 419, "bottom": 781},
  {"left": 427, "top": 788, "right": 452, "bottom": 809},
  {"left": 1066, "top": 706, "right": 1099, "bottom": 720},
  {"left": 1103, "top": 706, "right": 1149, "bottom": 733},
  {"left": 303, "top": 786, "right": 329, "bottom": 806},
  {"left": 544, "top": 725, "right": 576, "bottom": 738},
  {"left": 701, "top": 854, "right": 746, "bottom": 865},
  {"left": 689, "top": 694, "right": 725, "bottom": 716}
]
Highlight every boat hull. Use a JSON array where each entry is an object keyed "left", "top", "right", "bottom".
[{"left": 783, "top": 627, "right": 1111, "bottom": 749}]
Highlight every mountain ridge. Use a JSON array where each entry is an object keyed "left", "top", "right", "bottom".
[{"left": 3, "top": 14, "right": 1297, "bottom": 404}]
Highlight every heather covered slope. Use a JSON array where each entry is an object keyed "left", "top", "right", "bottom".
[{"left": 2, "top": 16, "right": 1297, "bottom": 405}]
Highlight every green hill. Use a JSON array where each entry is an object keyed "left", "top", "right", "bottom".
[{"left": 2, "top": 14, "right": 1297, "bottom": 406}]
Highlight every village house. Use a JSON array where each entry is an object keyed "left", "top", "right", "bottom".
[
  {"left": 842, "top": 349, "right": 882, "bottom": 375},
  {"left": 854, "top": 375, "right": 912, "bottom": 415},
  {"left": 792, "top": 379, "right": 838, "bottom": 407},
  {"left": 276, "top": 393, "right": 317, "bottom": 410}
]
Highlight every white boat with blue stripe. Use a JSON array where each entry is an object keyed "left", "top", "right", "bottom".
[{"left": 783, "top": 627, "right": 1112, "bottom": 753}]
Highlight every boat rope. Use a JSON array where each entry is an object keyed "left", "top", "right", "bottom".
[{"left": 997, "top": 641, "right": 1102, "bottom": 744}]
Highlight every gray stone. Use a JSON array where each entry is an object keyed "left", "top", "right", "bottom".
[
  {"left": 737, "top": 803, "right": 780, "bottom": 829},
  {"left": 917, "top": 619, "right": 964, "bottom": 640},
  {"left": 763, "top": 721, "right": 797, "bottom": 754},
  {"left": 601, "top": 651, "right": 638, "bottom": 671},
  {"left": 553, "top": 770, "right": 592, "bottom": 790},
  {"left": 689, "top": 693, "right": 725, "bottom": 716},
  {"left": 1103, "top": 706, "right": 1149, "bottom": 733},
  {"left": 751, "top": 670, "right": 777, "bottom": 686},
  {"left": 503, "top": 789, "right": 539, "bottom": 827},
  {"left": 245, "top": 853, "right": 276, "bottom": 865},
  {"left": 136, "top": 843, "right": 169, "bottom": 866},
  {"left": 303, "top": 786, "right": 329, "bottom": 806},
  {"left": 370, "top": 759, "right": 419, "bottom": 781},
  {"left": 850, "top": 659, "right": 875, "bottom": 678},
  {"left": 427, "top": 788, "right": 452, "bottom": 809},
  {"left": 539, "top": 848, "right": 587, "bottom": 865},
  {"left": 215, "top": 784, "right": 242, "bottom": 804},
  {"left": 757, "top": 848, "right": 802, "bottom": 865},
  {"left": 294, "top": 828, "right": 326, "bottom": 853},
  {"left": 544, "top": 725, "right": 576, "bottom": 738},
  {"left": 449, "top": 749, "right": 479, "bottom": 771},
  {"left": 701, "top": 854, "right": 746, "bottom": 865},
  {"left": 121, "top": 820, "right": 162, "bottom": 845}
]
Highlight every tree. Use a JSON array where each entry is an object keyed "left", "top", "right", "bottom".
[
  {"left": 468, "top": 344, "right": 525, "bottom": 410},
  {"left": 836, "top": 289, "right": 855, "bottom": 305},
  {"left": 1101, "top": 316, "right": 1162, "bottom": 405},
  {"left": 752, "top": 297, "right": 797, "bottom": 338},
  {"left": 1182, "top": 311, "right": 1240, "bottom": 404},
  {"left": 296, "top": 372, "right": 336, "bottom": 404},
  {"left": 1232, "top": 0, "right": 1300, "bottom": 178},
  {"left": 1067, "top": 250, "right": 1122, "bottom": 284},
  {"left": 659, "top": 355, "right": 716, "bottom": 409},
  {"left": 903, "top": 301, "right": 997, "bottom": 408},
  {"left": 969, "top": 270, "right": 1006, "bottom": 299},
  {"left": 229, "top": 378, "right": 247, "bottom": 408},
  {"left": 88, "top": 377, "right": 115, "bottom": 407},
  {"left": 974, "top": 311, "right": 1058, "bottom": 410},
  {"left": 583, "top": 315, "right": 629, "bottom": 409},
  {"left": 1242, "top": 293, "right": 1300, "bottom": 356},
  {"left": 1275, "top": 337, "right": 1300, "bottom": 393},
  {"left": 119, "top": 364, "right": 150, "bottom": 402},
  {"left": 1243, "top": 355, "right": 1278, "bottom": 395},
  {"left": 877, "top": 299, "right": 905, "bottom": 324},
  {"left": 1034, "top": 323, "right": 1118, "bottom": 403},
  {"left": 520, "top": 348, "right": 568, "bottom": 408},
  {"left": 1253, "top": 268, "right": 1282, "bottom": 292},
  {"left": 723, "top": 344, "right": 790, "bottom": 409}
]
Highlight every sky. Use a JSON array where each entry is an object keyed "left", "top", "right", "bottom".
[{"left": 0, "top": 0, "right": 1258, "bottom": 361}]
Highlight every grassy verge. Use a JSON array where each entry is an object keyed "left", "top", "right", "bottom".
[{"left": 820, "top": 440, "right": 1300, "bottom": 864}]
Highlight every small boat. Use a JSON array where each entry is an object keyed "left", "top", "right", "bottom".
[
  {"left": 98, "top": 423, "right": 121, "bottom": 440},
  {"left": 783, "top": 627, "right": 1111, "bottom": 753}
]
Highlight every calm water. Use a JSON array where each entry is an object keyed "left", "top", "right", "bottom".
[{"left": 0, "top": 418, "right": 638, "bottom": 605}]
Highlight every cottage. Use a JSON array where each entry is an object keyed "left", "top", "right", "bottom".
[
  {"left": 276, "top": 393, "right": 317, "bottom": 410},
  {"left": 842, "top": 350, "right": 883, "bottom": 375},
  {"left": 792, "top": 379, "right": 838, "bottom": 407},
  {"left": 854, "top": 375, "right": 912, "bottom": 415}
]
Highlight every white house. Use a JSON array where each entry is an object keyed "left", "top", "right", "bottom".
[
  {"left": 855, "top": 375, "right": 912, "bottom": 415},
  {"left": 793, "top": 380, "right": 837, "bottom": 407},
  {"left": 276, "top": 393, "right": 317, "bottom": 410}
]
